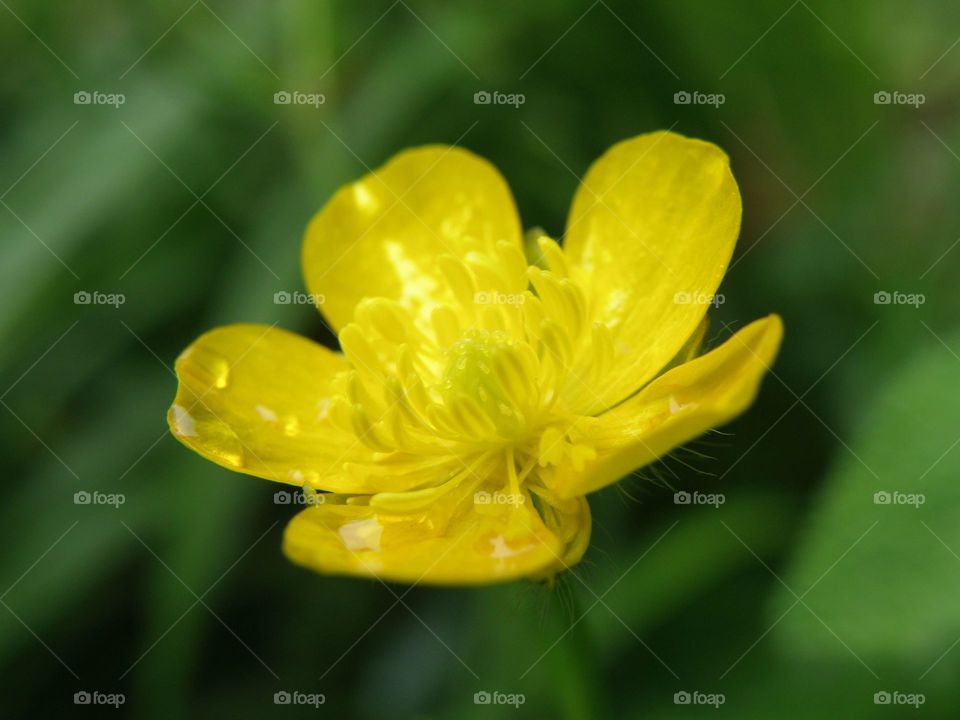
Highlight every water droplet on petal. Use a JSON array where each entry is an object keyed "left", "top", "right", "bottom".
[
  {"left": 282, "top": 415, "right": 300, "bottom": 437},
  {"left": 217, "top": 447, "right": 245, "bottom": 469},
  {"left": 301, "top": 470, "right": 322, "bottom": 491},
  {"left": 211, "top": 358, "right": 230, "bottom": 389}
]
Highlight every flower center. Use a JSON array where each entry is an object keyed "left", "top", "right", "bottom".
[
  {"left": 325, "top": 235, "right": 610, "bottom": 498},
  {"left": 440, "top": 329, "right": 536, "bottom": 441}
]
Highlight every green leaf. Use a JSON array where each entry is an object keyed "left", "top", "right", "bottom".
[{"left": 774, "top": 331, "right": 960, "bottom": 668}]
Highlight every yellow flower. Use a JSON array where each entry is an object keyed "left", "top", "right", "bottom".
[{"left": 168, "top": 131, "right": 782, "bottom": 585}]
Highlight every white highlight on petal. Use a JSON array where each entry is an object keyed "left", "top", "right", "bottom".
[
  {"left": 488, "top": 534, "right": 533, "bottom": 559},
  {"left": 668, "top": 395, "right": 693, "bottom": 414},
  {"left": 352, "top": 182, "right": 379, "bottom": 212},
  {"left": 171, "top": 404, "right": 197, "bottom": 437},
  {"left": 255, "top": 404, "right": 277, "bottom": 422},
  {"left": 339, "top": 518, "right": 383, "bottom": 552},
  {"left": 316, "top": 398, "right": 329, "bottom": 421}
]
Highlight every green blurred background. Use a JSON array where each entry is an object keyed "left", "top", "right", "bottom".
[{"left": 2, "top": 0, "right": 960, "bottom": 717}]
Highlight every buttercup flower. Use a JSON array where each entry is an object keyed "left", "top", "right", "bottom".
[{"left": 168, "top": 131, "right": 782, "bottom": 585}]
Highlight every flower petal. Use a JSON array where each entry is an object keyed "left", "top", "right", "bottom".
[
  {"left": 168, "top": 324, "right": 376, "bottom": 492},
  {"left": 282, "top": 493, "right": 568, "bottom": 585},
  {"left": 526, "top": 494, "right": 592, "bottom": 581},
  {"left": 564, "top": 131, "right": 742, "bottom": 408},
  {"left": 547, "top": 315, "right": 783, "bottom": 498},
  {"left": 302, "top": 146, "right": 523, "bottom": 332}
]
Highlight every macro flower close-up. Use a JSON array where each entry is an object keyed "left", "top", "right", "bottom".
[
  {"left": 12, "top": 2, "right": 960, "bottom": 715},
  {"left": 168, "top": 130, "right": 782, "bottom": 584}
]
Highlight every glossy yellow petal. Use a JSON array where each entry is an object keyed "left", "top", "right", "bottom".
[
  {"left": 282, "top": 492, "right": 570, "bottom": 585},
  {"left": 547, "top": 315, "right": 783, "bottom": 499},
  {"left": 525, "top": 494, "right": 592, "bottom": 581},
  {"left": 302, "top": 146, "right": 523, "bottom": 332},
  {"left": 168, "top": 324, "right": 377, "bottom": 493},
  {"left": 564, "top": 131, "right": 742, "bottom": 409}
]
